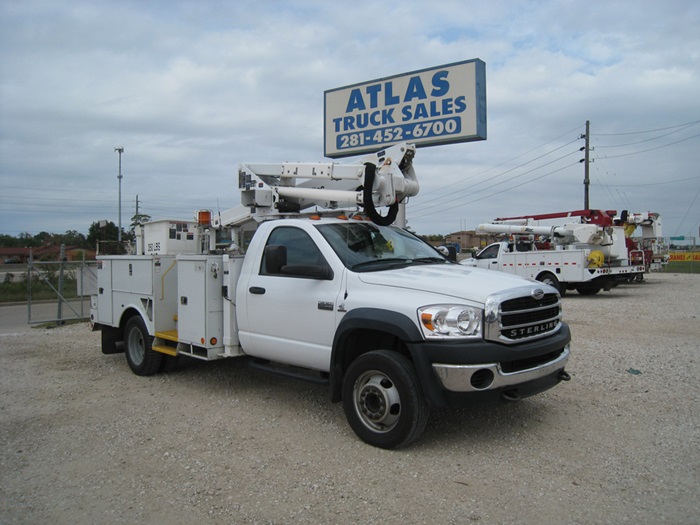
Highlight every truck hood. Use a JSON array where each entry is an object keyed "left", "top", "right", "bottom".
[{"left": 356, "top": 264, "right": 538, "bottom": 305}]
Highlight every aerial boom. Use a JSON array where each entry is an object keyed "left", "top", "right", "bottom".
[{"left": 214, "top": 142, "right": 418, "bottom": 230}]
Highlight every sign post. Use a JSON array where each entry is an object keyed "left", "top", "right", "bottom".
[{"left": 324, "top": 59, "right": 487, "bottom": 158}]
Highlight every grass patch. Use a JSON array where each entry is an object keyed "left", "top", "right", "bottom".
[
  {"left": 663, "top": 261, "right": 700, "bottom": 274},
  {"left": 0, "top": 276, "right": 81, "bottom": 303}
]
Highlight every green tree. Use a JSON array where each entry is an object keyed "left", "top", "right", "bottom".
[
  {"left": 87, "top": 220, "right": 121, "bottom": 248},
  {"left": 0, "top": 234, "right": 21, "bottom": 247},
  {"left": 17, "top": 232, "right": 38, "bottom": 246},
  {"left": 35, "top": 231, "right": 57, "bottom": 245},
  {"left": 130, "top": 212, "right": 151, "bottom": 235},
  {"left": 62, "top": 230, "right": 87, "bottom": 247}
]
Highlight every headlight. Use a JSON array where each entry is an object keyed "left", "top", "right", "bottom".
[{"left": 418, "top": 305, "right": 482, "bottom": 340}]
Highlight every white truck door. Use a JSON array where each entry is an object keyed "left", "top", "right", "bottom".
[
  {"left": 238, "top": 225, "right": 344, "bottom": 372},
  {"left": 474, "top": 243, "right": 502, "bottom": 270}
]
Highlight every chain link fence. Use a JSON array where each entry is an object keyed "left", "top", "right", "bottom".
[{"left": 26, "top": 254, "right": 97, "bottom": 325}]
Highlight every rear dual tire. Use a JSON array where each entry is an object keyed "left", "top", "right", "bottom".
[{"left": 124, "top": 316, "right": 163, "bottom": 376}]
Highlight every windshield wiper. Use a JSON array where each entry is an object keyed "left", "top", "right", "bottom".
[
  {"left": 412, "top": 257, "right": 448, "bottom": 264},
  {"left": 350, "top": 258, "right": 411, "bottom": 272}
]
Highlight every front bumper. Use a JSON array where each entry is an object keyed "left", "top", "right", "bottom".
[
  {"left": 406, "top": 323, "right": 571, "bottom": 408},
  {"left": 433, "top": 344, "right": 570, "bottom": 393}
]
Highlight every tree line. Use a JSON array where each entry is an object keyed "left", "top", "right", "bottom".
[{"left": 0, "top": 213, "right": 151, "bottom": 249}]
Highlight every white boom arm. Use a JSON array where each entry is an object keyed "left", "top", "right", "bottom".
[
  {"left": 213, "top": 143, "right": 418, "bottom": 229},
  {"left": 478, "top": 222, "right": 613, "bottom": 246}
]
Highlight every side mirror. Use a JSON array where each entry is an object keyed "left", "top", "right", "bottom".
[{"left": 446, "top": 246, "right": 457, "bottom": 262}]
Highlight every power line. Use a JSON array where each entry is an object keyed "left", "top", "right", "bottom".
[
  {"left": 410, "top": 160, "right": 581, "bottom": 220},
  {"left": 594, "top": 121, "right": 700, "bottom": 148},
  {"left": 412, "top": 147, "right": 581, "bottom": 215},
  {"left": 591, "top": 175, "right": 700, "bottom": 187},
  {"left": 674, "top": 186, "right": 700, "bottom": 236},
  {"left": 592, "top": 119, "right": 700, "bottom": 136},
  {"left": 594, "top": 131, "right": 700, "bottom": 159},
  {"left": 417, "top": 137, "right": 581, "bottom": 211},
  {"left": 417, "top": 123, "right": 583, "bottom": 203}
]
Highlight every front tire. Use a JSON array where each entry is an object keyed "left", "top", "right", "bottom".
[
  {"left": 124, "top": 316, "right": 163, "bottom": 376},
  {"left": 342, "top": 350, "right": 429, "bottom": 449}
]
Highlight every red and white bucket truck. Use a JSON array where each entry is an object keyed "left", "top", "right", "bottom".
[
  {"left": 461, "top": 209, "right": 647, "bottom": 295},
  {"left": 615, "top": 211, "right": 668, "bottom": 274}
]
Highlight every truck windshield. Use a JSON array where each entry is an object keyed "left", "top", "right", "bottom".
[{"left": 316, "top": 223, "right": 447, "bottom": 272}]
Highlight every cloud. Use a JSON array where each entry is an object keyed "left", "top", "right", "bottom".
[{"left": 1, "top": 0, "right": 698, "bottom": 239}]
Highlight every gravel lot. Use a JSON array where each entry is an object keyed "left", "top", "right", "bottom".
[{"left": 1, "top": 272, "right": 698, "bottom": 524}]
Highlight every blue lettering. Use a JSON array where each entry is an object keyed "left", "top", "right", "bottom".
[
  {"left": 366, "top": 84, "right": 382, "bottom": 109},
  {"left": 333, "top": 117, "right": 343, "bottom": 132},
  {"left": 401, "top": 106, "right": 412, "bottom": 122},
  {"left": 382, "top": 108, "right": 395, "bottom": 124},
  {"left": 385, "top": 82, "right": 400, "bottom": 105},
  {"left": 404, "top": 76, "right": 427, "bottom": 102},
  {"left": 414, "top": 103, "right": 429, "bottom": 119},
  {"left": 346, "top": 89, "right": 366, "bottom": 112},
  {"left": 370, "top": 111, "right": 382, "bottom": 126},
  {"left": 343, "top": 116, "right": 356, "bottom": 130},
  {"left": 431, "top": 71, "right": 449, "bottom": 96},
  {"left": 356, "top": 113, "right": 369, "bottom": 129},
  {"left": 454, "top": 95, "right": 467, "bottom": 113}
]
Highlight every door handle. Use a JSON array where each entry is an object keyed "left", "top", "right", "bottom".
[{"left": 249, "top": 286, "right": 266, "bottom": 295}]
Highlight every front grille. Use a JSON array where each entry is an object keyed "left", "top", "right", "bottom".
[
  {"left": 485, "top": 290, "right": 562, "bottom": 344},
  {"left": 501, "top": 294, "right": 559, "bottom": 312}
]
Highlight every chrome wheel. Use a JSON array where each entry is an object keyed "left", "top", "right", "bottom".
[{"left": 353, "top": 370, "right": 402, "bottom": 433}]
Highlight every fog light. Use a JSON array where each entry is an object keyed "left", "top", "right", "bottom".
[{"left": 470, "top": 369, "right": 494, "bottom": 390}]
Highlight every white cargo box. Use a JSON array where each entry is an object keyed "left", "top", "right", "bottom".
[{"left": 142, "top": 220, "right": 199, "bottom": 255}]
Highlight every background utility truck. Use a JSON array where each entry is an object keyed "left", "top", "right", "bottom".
[
  {"left": 483, "top": 209, "right": 667, "bottom": 277},
  {"left": 91, "top": 143, "right": 571, "bottom": 449},
  {"left": 462, "top": 212, "right": 646, "bottom": 295}
]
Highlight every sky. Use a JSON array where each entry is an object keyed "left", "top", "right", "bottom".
[{"left": 1, "top": 0, "right": 699, "bottom": 242}]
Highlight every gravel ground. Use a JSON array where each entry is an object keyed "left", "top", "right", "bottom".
[{"left": 1, "top": 272, "right": 699, "bottom": 524}]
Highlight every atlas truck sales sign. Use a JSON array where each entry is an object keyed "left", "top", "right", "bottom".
[{"left": 324, "top": 59, "right": 486, "bottom": 158}]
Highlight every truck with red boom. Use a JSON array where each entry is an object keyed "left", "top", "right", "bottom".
[{"left": 462, "top": 209, "right": 648, "bottom": 295}]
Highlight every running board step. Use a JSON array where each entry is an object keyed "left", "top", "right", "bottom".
[
  {"left": 248, "top": 359, "right": 329, "bottom": 385},
  {"left": 153, "top": 330, "right": 179, "bottom": 356},
  {"left": 155, "top": 330, "right": 179, "bottom": 342},
  {"left": 152, "top": 344, "right": 177, "bottom": 356}
]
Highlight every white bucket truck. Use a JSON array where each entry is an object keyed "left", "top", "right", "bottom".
[
  {"left": 91, "top": 144, "right": 571, "bottom": 448},
  {"left": 463, "top": 215, "right": 646, "bottom": 295}
]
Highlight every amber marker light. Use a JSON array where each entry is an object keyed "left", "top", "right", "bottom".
[{"left": 420, "top": 312, "right": 435, "bottom": 332}]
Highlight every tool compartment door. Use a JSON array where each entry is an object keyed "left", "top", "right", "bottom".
[{"left": 177, "top": 255, "right": 223, "bottom": 348}]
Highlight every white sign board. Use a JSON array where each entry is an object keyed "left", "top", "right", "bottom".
[{"left": 324, "top": 59, "right": 486, "bottom": 158}]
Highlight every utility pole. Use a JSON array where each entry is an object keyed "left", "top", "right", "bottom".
[
  {"left": 115, "top": 147, "right": 124, "bottom": 241},
  {"left": 582, "top": 121, "right": 591, "bottom": 210}
]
